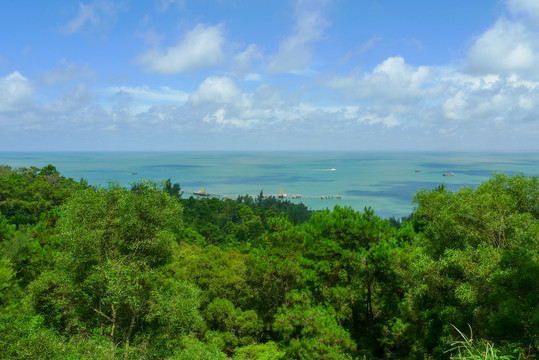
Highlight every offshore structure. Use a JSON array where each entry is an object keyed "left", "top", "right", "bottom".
[{"left": 182, "top": 187, "right": 341, "bottom": 200}]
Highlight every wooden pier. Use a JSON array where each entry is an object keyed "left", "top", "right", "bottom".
[{"left": 181, "top": 189, "right": 341, "bottom": 200}]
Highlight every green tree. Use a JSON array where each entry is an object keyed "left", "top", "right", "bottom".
[
  {"left": 0, "top": 312, "right": 116, "bottom": 360},
  {"left": 0, "top": 258, "right": 16, "bottom": 307},
  {"left": 171, "top": 335, "right": 226, "bottom": 360},
  {"left": 203, "top": 298, "right": 263, "bottom": 347},
  {"left": 245, "top": 215, "right": 304, "bottom": 326},
  {"left": 273, "top": 290, "right": 356, "bottom": 359},
  {"left": 232, "top": 341, "right": 286, "bottom": 360},
  {"left": 0, "top": 164, "right": 84, "bottom": 227},
  {"left": 299, "top": 206, "right": 406, "bottom": 355},
  {"left": 29, "top": 183, "right": 202, "bottom": 359},
  {"left": 167, "top": 243, "right": 249, "bottom": 307},
  {"left": 400, "top": 173, "right": 539, "bottom": 358},
  {"left": 162, "top": 178, "right": 182, "bottom": 198}
]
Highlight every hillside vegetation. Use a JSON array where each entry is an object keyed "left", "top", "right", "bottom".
[{"left": 1, "top": 164, "right": 537, "bottom": 359}]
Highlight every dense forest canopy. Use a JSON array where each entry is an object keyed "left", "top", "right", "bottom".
[{"left": 0, "top": 164, "right": 537, "bottom": 359}]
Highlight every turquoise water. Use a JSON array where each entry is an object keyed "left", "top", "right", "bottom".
[{"left": 1, "top": 151, "right": 538, "bottom": 218}]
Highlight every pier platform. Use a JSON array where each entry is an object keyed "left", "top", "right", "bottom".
[{"left": 181, "top": 189, "right": 341, "bottom": 200}]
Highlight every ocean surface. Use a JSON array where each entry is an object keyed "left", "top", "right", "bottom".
[{"left": 1, "top": 151, "right": 538, "bottom": 219}]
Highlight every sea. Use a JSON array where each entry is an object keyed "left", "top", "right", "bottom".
[{"left": 1, "top": 151, "right": 538, "bottom": 219}]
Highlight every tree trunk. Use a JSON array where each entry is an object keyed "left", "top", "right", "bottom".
[
  {"left": 124, "top": 304, "right": 136, "bottom": 360},
  {"left": 367, "top": 273, "right": 374, "bottom": 323},
  {"left": 110, "top": 303, "right": 116, "bottom": 348}
]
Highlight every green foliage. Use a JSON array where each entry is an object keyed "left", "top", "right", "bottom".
[
  {"left": 400, "top": 173, "right": 539, "bottom": 358},
  {"left": 162, "top": 178, "right": 182, "bottom": 198},
  {"left": 273, "top": 290, "right": 356, "bottom": 359},
  {"left": 447, "top": 326, "right": 515, "bottom": 360},
  {"left": 413, "top": 173, "right": 539, "bottom": 255},
  {"left": 203, "top": 298, "right": 263, "bottom": 347},
  {"left": 28, "top": 183, "right": 203, "bottom": 358},
  {"left": 171, "top": 335, "right": 227, "bottom": 360},
  {"left": 0, "top": 312, "right": 116, "bottom": 360},
  {"left": 179, "top": 194, "right": 311, "bottom": 249},
  {"left": 245, "top": 215, "right": 304, "bottom": 325},
  {"left": 298, "top": 206, "right": 406, "bottom": 356},
  {"left": 0, "top": 164, "right": 85, "bottom": 227},
  {"left": 487, "top": 248, "right": 539, "bottom": 348},
  {"left": 232, "top": 341, "right": 286, "bottom": 360},
  {"left": 0, "top": 258, "right": 16, "bottom": 305},
  {"left": 143, "top": 278, "right": 204, "bottom": 355},
  {"left": 1, "top": 227, "right": 39, "bottom": 284},
  {"left": 168, "top": 243, "right": 249, "bottom": 307},
  {"left": 2, "top": 165, "right": 538, "bottom": 360},
  {"left": 0, "top": 216, "right": 16, "bottom": 241}
]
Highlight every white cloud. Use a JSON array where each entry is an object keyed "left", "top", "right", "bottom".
[
  {"left": 42, "top": 83, "right": 97, "bottom": 115},
  {"left": 61, "top": 1, "right": 119, "bottom": 34},
  {"left": 189, "top": 77, "right": 241, "bottom": 106},
  {"left": 323, "top": 49, "right": 539, "bottom": 133},
  {"left": 0, "top": 78, "right": 111, "bottom": 137},
  {"left": 203, "top": 107, "right": 258, "bottom": 129},
  {"left": 182, "top": 76, "right": 401, "bottom": 132},
  {"left": 441, "top": 73, "right": 539, "bottom": 123},
  {"left": 0, "top": 71, "right": 34, "bottom": 112},
  {"left": 3, "top": 66, "right": 538, "bottom": 150},
  {"left": 442, "top": 0, "right": 539, "bottom": 128},
  {"left": 268, "top": 0, "right": 330, "bottom": 73},
  {"left": 232, "top": 44, "right": 263, "bottom": 75},
  {"left": 359, "top": 114, "right": 400, "bottom": 128},
  {"left": 371, "top": 57, "right": 431, "bottom": 94},
  {"left": 138, "top": 24, "right": 226, "bottom": 74},
  {"left": 39, "top": 59, "right": 94, "bottom": 85},
  {"left": 326, "top": 57, "right": 434, "bottom": 101},
  {"left": 7, "top": 0, "right": 539, "bottom": 151},
  {"left": 465, "top": 0, "right": 539, "bottom": 79},
  {"left": 243, "top": 73, "right": 262, "bottom": 82},
  {"left": 507, "top": 0, "right": 539, "bottom": 21},
  {"left": 105, "top": 85, "right": 188, "bottom": 104},
  {"left": 101, "top": 85, "right": 188, "bottom": 115},
  {"left": 466, "top": 19, "right": 538, "bottom": 76},
  {"left": 62, "top": 3, "right": 99, "bottom": 34}
]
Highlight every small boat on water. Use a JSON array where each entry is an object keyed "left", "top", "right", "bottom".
[
  {"left": 443, "top": 172, "right": 455, "bottom": 177},
  {"left": 130, "top": 172, "right": 138, "bottom": 175}
]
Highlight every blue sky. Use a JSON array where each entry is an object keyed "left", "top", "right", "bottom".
[{"left": 1, "top": 0, "right": 538, "bottom": 151}]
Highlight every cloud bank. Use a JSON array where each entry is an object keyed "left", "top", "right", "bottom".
[
  {"left": 138, "top": 24, "right": 226, "bottom": 73},
  {"left": 2, "top": 0, "right": 539, "bottom": 150}
]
